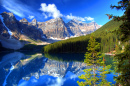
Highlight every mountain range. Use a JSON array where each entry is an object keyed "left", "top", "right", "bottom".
[
  {"left": 0, "top": 12, "right": 101, "bottom": 40},
  {"left": 0, "top": 12, "right": 101, "bottom": 49}
]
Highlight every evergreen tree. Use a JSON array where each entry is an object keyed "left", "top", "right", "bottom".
[
  {"left": 77, "top": 35, "right": 112, "bottom": 86},
  {"left": 98, "top": 61, "right": 112, "bottom": 86},
  {"left": 107, "top": 0, "right": 130, "bottom": 85},
  {"left": 113, "top": 45, "right": 130, "bottom": 86}
]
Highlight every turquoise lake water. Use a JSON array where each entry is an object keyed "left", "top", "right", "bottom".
[{"left": 0, "top": 51, "right": 116, "bottom": 86}]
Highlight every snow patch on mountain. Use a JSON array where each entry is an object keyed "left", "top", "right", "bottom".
[
  {"left": 81, "top": 29, "right": 86, "bottom": 32},
  {"left": 49, "top": 37, "right": 58, "bottom": 40},
  {"left": 0, "top": 15, "right": 12, "bottom": 36}
]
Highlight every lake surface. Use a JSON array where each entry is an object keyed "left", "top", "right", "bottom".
[{"left": 0, "top": 51, "right": 115, "bottom": 86}]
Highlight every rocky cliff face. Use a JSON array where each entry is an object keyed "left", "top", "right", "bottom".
[
  {"left": 67, "top": 19, "right": 84, "bottom": 36},
  {"left": 38, "top": 18, "right": 70, "bottom": 38},
  {"left": 19, "top": 18, "right": 44, "bottom": 40},
  {"left": 0, "top": 12, "right": 20, "bottom": 39},
  {"left": 38, "top": 18, "right": 101, "bottom": 39},
  {"left": 0, "top": 12, "right": 45, "bottom": 41},
  {"left": 0, "top": 12, "right": 101, "bottom": 41},
  {"left": 30, "top": 18, "right": 37, "bottom": 27},
  {"left": 67, "top": 19, "right": 101, "bottom": 36}
]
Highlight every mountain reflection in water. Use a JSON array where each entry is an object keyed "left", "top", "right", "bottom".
[{"left": 0, "top": 52, "right": 115, "bottom": 86}]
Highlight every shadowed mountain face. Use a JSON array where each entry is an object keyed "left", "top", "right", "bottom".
[
  {"left": 0, "top": 12, "right": 101, "bottom": 40},
  {"left": 0, "top": 12, "right": 47, "bottom": 50},
  {"left": 0, "top": 12, "right": 20, "bottom": 39},
  {"left": 0, "top": 12, "right": 45, "bottom": 40}
]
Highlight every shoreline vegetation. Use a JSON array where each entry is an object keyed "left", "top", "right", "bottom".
[{"left": 43, "top": 20, "right": 123, "bottom": 53}]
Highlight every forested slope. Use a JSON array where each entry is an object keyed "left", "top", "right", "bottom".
[{"left": 43, "top": 20, "right": 122, "bottom": 53}]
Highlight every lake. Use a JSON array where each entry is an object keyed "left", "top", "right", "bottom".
[{"left": 0, "top": 51, "right": 116, "bottom": 86}]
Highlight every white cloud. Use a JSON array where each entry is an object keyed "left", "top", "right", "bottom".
[
  {"left": 65, "top": 13, "right": 94, "bottom": 22},
  {"left": 1, "top": 0, "right": 94, "bottom": 22},
  {"left": 40, "top": 3, "right": 63, "bottom": 19},
  {"left": 85, "top": 17, "right": 94, "bottom": 21},
  {"left": 2, "top": 5, "right": 24, "bottom": 17},
  {"left": 39, "top": 3, "right": 94, "bottom": 22},
  {"left": 28, "top": 15, "right": 34, "bottom": 19}
]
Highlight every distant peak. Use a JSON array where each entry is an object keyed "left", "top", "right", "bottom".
[
  {"left": 71, "top": 19, "right": 78, "bottom": 21},
  {"left": 89, "top": 21, "right": 97, "bottom": 24},
  {"left": 3, "top": 11, "right": 8, "bottom": 14},
  {"left": 72, "top": 19, "right": 78, "bottom": 21},
  {"left": 56, "top": 17, "right": 63, "bottom": 20},
  {"left": 69, "top": 19, "right": 83, "bottom": 24},
  {"left": 46, "top": 17, "right": 64, "bottom": 23},
  {"left": 31, "top": 18, "right": 37, "bottom": 25},
  {"left": 32, "top": 18, "right": 37, "bottom": 22},
  {"left": 20, "top": 18, "right": 28, "bottom": 22},
  {"left": 32, "top": 18, "right": 36, "bottom": 20},
  {"left": 1, "top": 12, "right": 14, "bottom": 17}
]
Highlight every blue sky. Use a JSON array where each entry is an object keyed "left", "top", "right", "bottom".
[{"left": 0, "top": 0, "right": 125, "bottom": 25}]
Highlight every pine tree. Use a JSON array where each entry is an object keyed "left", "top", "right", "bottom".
[
  {"left": 107, "top": 0, "right": 130, "bottom": 85},
  {"left": 98, "top": 56, "right": 112, "bottom": 86},
  {"left": 77, "top": 35, "right": 112, "bottom": 86},
  {"left": 113, "top": 45, "right": 130, "bottom": 86},
  {"left": 106, "top": 0, "right": 130, "bottom": 42},
  {"left": 77, "top": 35, "right": 100, "bottom": 86}
]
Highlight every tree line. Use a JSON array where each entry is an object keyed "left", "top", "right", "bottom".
[{"left": 43, "top": 20, "right": 122, "bottom": 53}]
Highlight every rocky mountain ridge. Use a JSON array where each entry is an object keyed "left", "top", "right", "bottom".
[
  {"left": 37, "top": 18, "right": 101, "bottom": 38},
  {"left": 67, "top": 19, "right": 101, "bottom": 36},
  {"left": 38, "top": 18, "right": 70, "bottom": 39},
  {"left": 0, "top": 12, "right": 45, "bottom": 40},
  {"left": 0, "top": 12, "right": 101, "bottom": 41}
]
